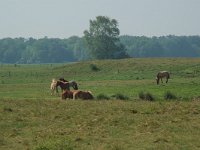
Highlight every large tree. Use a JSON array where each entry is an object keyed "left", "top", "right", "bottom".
[{"left": 83, "top": 16, "right": 128, "bottom": 59}]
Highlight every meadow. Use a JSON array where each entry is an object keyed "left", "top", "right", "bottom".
[{"left": 0, "top": 58, "right": 200, "bottom": 150}]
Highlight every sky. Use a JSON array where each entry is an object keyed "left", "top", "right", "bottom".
[{"left": 0, "top": 0, "right": 200, "bottom": 39}]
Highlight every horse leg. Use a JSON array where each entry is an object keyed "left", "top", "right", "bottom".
[
  {"left": 156, "top": 78, "right": 159, "bottom": 84},
  {"left": 73, "top": 92, "right": 76, "bottom": 100},
  {"left": 55, "top": 87, "right": 59, "bottom": 96},
  {"left": 166, "top": 78, "right": 168, "bottom": 83},
  {"left": 161, "top": 78, "right": 163, "bottom": 83},
  {"left": 51, "top": 87, "right": 55, "bottom": 95}
]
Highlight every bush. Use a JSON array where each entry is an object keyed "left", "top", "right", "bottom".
[
  {"left": 139, "top": 91, "right": 155, "bottom": 101},
  {"left": 164, "top": 91, "right": 177, "bottom": 100},
  {"left": 89, "top": 64, "right": 100, "bottom": 71},
  {"left": 112, "top": 93, "right": 129, "bottom": 100},
  {"left": 96, "top": 94, "right": 110, "bottom": 100}
]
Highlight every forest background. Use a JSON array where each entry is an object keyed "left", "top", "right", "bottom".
[{"left": 0, "top": 35, "right": 200, "bottom": 64}]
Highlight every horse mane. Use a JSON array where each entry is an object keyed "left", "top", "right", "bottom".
[
  {"left": 87, "top": 91, "right": 92, "bottom": 94},
  {"left": 59, "top": 78, "right": 68, "bottom": 82},
  {"left": 69, "top": 80, "right": 75, "bottom": 83}
]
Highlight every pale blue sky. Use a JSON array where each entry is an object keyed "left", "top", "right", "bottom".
[{"left": 0, "top": 0, "right": 200, "bottom": 38}]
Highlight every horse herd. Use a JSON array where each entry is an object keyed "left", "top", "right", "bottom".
[
  {"left": 50, "top": 78, "right": 93, "bottom": 100},
  {"left": 50, "top": 71, "right": 170, "bottom": 100}
]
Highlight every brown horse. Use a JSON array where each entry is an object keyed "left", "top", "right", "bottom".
[
  {"left": 62, "top": 90, "right": 74, "bottom": 99},
  {"left": 156, "top": 71, "right": 170, "bottom": 84},
  {"left": 56, "top": 80, "right": 78, "bottom": 92},
  {"left": 73, "top": 90, "right": 94, "bottom": 100}
]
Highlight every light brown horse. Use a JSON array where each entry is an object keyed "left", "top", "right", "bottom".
[
  {"left": 50, "top": 79, "right": 58, "bottom": 95},
  {"left": 156, "top": 71, "right": 170, "bottom": 84},
  {"left": 73, "top": 90, "right": 93, "bottom": 100}
]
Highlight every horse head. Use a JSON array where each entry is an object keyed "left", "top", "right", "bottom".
[{"left": 70, "top": 81, "right": 78, "bottom": 90}]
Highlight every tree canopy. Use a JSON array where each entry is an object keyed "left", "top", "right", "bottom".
[{"left": 83, "top": 16, "right": 128, "bottom": 59}]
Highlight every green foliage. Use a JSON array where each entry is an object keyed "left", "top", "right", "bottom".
[
  {"left": 83, "top": 16, "right": 128, "bottom": 59},
  {"left": 139, "top": 91, "right": 155, "bottom": 101},
  {"left": 120, "top": 35, "right": 200, "bottom": 57},
  {"left": 164, "top": 91, "right": 177, "bottom": 100},
  {"left": 89, "top": 64, "right": 100, "bottom": 71},
  {"left": 0, "top": 35, "right": 200, "bottom": 63},
  {"left": 0, "top": 37, "right": 77, "bottom": 64},
  {"left": 111, "top": 93, "right": 129, "bottom": 100},
  {"left": 96, "top": 94, "right": 110, "bottom": 100}
]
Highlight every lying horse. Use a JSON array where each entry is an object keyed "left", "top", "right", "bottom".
[
  {"left": 50, "top": 78, "right": 58, "bottom": 95},
  {"left": 62, "top": 90, "right": 74, "bottom": 99},
  {"left": 73, "top": 90, "right": 93, "bottom": 100},
  {"left": 156, "top": 71, "right": 170, "bottom": 84}
]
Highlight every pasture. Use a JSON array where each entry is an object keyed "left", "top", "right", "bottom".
[{"left": 1, "top": 58, "right": 200, "bottom": 149}]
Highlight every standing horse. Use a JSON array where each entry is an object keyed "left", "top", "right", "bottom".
[
  {"left": 56, "top": 80, "right": 78, "bottom": 92},
  {"left": 156, "top": 71, "right": 170, "bottom": 85}
]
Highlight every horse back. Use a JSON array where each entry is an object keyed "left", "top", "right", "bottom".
[{"left": 73, "top": 90, "right": 93, "bottom": 100}]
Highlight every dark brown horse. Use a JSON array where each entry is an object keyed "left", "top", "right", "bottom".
[
  {"left": 62, "top": 90, "right": 74, "bottom": 99},
  {"left": 59, "top": 78, "right": 68, "bottom": 82},
  {"left": 156, "top": 71, "right": 170, "bottom": 84},
  {"left": 56, "top": 80, "right": 78, "bottom": 92}
]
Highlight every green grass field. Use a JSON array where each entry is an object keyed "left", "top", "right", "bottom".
[{"left": 1, "top": 58, "right": 200, "bottom": 150}]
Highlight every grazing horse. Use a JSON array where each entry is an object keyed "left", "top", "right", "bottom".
[
  {"left": 50, "top": 79, "right": 58, "bottom": 95},
  {"left": 56, "top": 80, "right": 78, "bottom": 92},
  {"left": 156, "top": 71, "right": 170, "bottom": 85},
  {"left": 73, "top": 90, "right": 94, "bottom": 100}
]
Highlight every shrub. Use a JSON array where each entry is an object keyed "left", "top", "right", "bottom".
[
  {"left": 139, "top": 91, "right": 145, "bottom": 100},
  {"left": 89, "top": 64, "right": 100, "bottom": 71},
  {"left": 164, "top": 91, "right": 177, "bottom": 100},
  {"left": 96, "top": 94, "right": 110, "bottom": 100},
  {"left": 112, "top": 93, "right": 129, "bottom": 100},
  {"left": 139, "top": 91, "right": 155, "bottom": 101}
]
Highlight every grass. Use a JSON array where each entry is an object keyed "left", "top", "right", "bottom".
[
  {"left": 1, "top": 58, "right": 200, "bottom": 149},
  {"left": 1, "top": 99, "right": 200, "bottom": 150},
  {"left": 1, "top": 58, "right": 200, "bottom": 100}
]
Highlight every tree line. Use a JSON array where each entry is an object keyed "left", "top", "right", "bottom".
[
  {"left": 0, "top": 35, "right": 200, "bottom": 64},
  {"left": 1, "top": 15, "right": 200, "bottom": 64}
]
